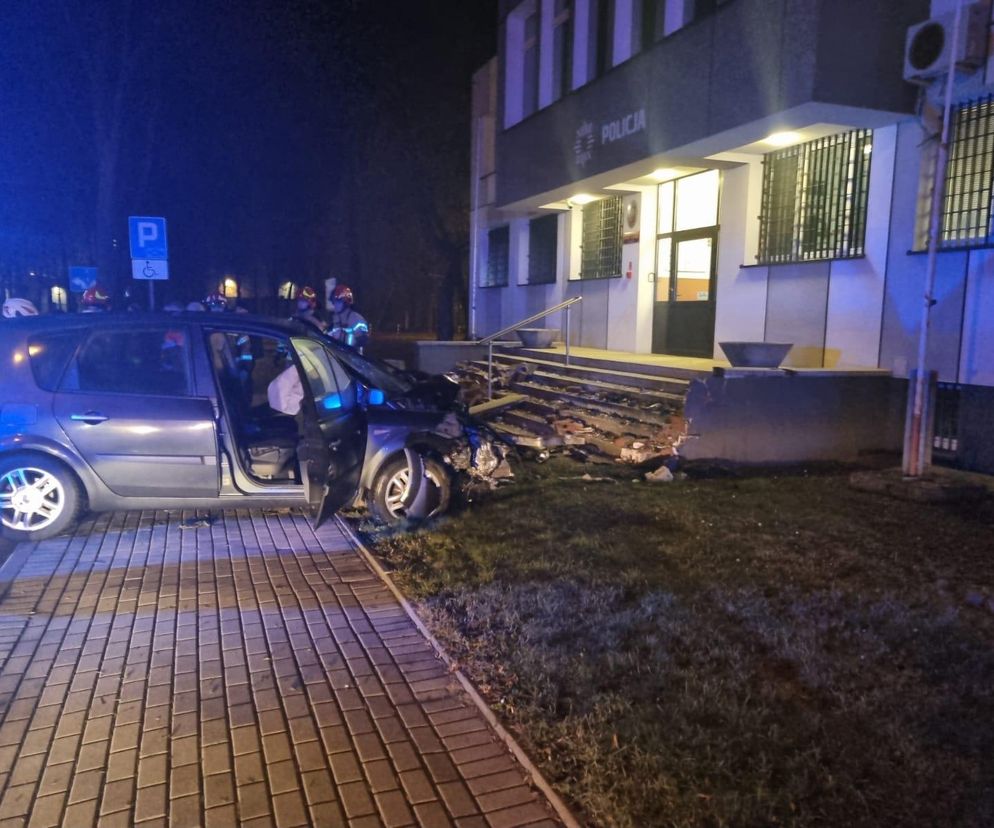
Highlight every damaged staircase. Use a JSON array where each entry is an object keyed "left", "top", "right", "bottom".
[{"left": 459, "top": 345, "right": 711, "bottom": 464}]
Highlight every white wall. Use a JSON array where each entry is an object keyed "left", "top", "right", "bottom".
[
  {"left": 824, "top": 125, "right": 897, "bottom": 368},
  {"left": 960, "top": 249, "right": 994, "bottom": 385},
  {"left": 613, "top": 0, "right": 636, "bottom": 66},
  {"left": 572, "top": 0, "right": 594, "bottom": 87},
  {"left": 713, "top": 161, "right": 768, "bottom": 354},
  {"left": 634, "top": 185, "right": 658, "bottom": 352},
  {"left": 606, "top": 192, "right": 644, "bottom": 351},
  {"left": 538, "top": 0, "right": 555, "bottom": 108}
]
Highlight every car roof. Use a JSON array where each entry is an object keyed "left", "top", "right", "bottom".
[{"left": 2, "top": 312, "right": 314, "bottom": 337}]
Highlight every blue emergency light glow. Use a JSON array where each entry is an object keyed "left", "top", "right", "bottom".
[
  {"left": 368, "top": 388, "right": 385, "bottom": 405},
  {"left": 322, "top": 392, "right": 343, "bottom": 411}
]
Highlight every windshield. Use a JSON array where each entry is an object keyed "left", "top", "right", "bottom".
[{"left": 320, "top": 336, "right": 414, "bottom": 396}]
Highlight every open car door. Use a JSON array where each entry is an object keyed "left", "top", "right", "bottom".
[{"left": 291, "top": 337, "right": 367, "bottom": 528}]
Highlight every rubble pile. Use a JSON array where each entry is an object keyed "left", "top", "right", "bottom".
[{"left": 457, "top": 353, "right": 697, "bottom": 466}]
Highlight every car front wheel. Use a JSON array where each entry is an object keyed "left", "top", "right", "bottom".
[
  {"left": 0, "top": 453, "right": 83, "bottom": 542},
  {"left": 369, "top": 455, "right": 451, "bottom": 527}
]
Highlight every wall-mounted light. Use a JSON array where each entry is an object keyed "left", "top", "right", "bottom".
[
  {"left": 763, "top": 131, "right": 802, "bottom": 148},
  {"left": 650, "top": 168, "right": 679, "bottom": 182},
  {"left": 223, "top": 277, "right": 238, "bottom": 298},
  {"left": 567, "top": 193, "right": 597, "bottom": 207}
]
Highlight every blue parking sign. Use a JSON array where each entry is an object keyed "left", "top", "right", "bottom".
[
  {"left": 128, "top": 216, "right": 168, "bottom": 260},
  {"left": 68, "top": 266, "right": 98, "bottom": 293}
]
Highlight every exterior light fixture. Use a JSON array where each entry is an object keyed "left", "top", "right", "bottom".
[
  {"left": 763, "top": 131, "right": 802, "bottom": 147},
  {"left": 223, "top": 277, "right": 238, "bottom": 298},
  {"left": 650, "top": 168, "right": 679, "bottom": 181},
  {"left": 567, "top": 193, "right": 597, "bottom": 206}
]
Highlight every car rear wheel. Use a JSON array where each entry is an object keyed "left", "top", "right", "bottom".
[
  {"left": 370, "top": 455, "right": 451, "bottom": 527},
  {"left": 0, "top": 453, "right": 82, "bottom": 542}
]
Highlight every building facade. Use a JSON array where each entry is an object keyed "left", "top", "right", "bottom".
[{"left": 470, "top": 0, "right": 994, "bottom": 470}]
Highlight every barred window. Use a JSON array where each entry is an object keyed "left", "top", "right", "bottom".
[
  {"left": 757, "top": 129, "right": 872, "bottom": 264},
  {"left": 483, "top": 226, "right": 509, "bottom": 288},
  {"left": 579, "top": 196, "right": 622, "bottom": 280},
  {"left": 527, "top": 215, "right": 558, "bottom": 285},
  {"left": 940, "top": 97, "right": 994, "bottom": 247}
]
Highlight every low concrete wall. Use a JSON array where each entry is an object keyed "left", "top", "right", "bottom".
[
  {"left": 681, "top": 371, "right": 905, "bottom": 464},
  {"left": 415, "top": 341, "right": 515, "bottom": 375}
]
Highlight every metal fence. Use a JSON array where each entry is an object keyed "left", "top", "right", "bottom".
[{"left": 933, "top": 382, "right": 962, "bottom": 463}]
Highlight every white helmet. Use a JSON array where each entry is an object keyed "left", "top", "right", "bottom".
[{"left": 2, "top": 298, "right": 38, "bottom": 318}]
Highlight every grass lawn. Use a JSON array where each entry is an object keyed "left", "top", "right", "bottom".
[{"left": 352, "top": 458, "right": 994, "bottom": 828}]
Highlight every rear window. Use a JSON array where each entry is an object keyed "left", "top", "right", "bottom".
[{"left": 28, "top": 332, "right": 83, "bottom": 391}]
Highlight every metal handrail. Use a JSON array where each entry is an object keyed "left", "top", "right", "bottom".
[{"left": 478, "top": 296, "right": 582, "bottom": 399}]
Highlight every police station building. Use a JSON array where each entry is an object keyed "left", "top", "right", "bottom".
[{"left": 469, "top": 0, "right": 994, "bottom": 469}]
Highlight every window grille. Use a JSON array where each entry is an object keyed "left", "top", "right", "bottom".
[
  {"left": 484, "top": 226, "right": 509, "bottom": 288},
  {"left": 528, "top": 215, "right": 558, "bottom": 284},
  {"left": 580, "top": 196, "right": 622, "bottom": 279},
  {"left": 757, "top": 129, "right": 872, "bottom": 264},
  {"left": 941, "top": 96, "right": 994, "bottom": 247}
]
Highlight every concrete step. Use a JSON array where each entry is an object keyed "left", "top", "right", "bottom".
[
  {"left": 490, "top": 421, "right": 556, "bottom": 450},
  {"left": 501, "top": 408, "right": 559, "bottom": 436},
  {"left": 511, "top": 381, "right": 679, "bottom": 426},
  {"left": 494, "top": 346, "right": 711, "bottom": 382},
  {"left": 485, "top": 353, "right": 692, "bottom": 395}
]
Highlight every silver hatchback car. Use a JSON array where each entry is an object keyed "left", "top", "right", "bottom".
[{"left": 0, "top": 313, "right": 508, "bottom": 541}]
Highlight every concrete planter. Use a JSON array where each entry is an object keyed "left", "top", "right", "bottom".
[
  {"left": 719, "top": 341, "right": 793, "bottom": 368},
  {"left": 517, "top": 328, "right": 558, "bottom": 348}
]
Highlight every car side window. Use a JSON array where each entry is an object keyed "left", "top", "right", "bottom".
[
  {"left": 27, "top": 331, "right": 84, "bottom": 391},
  {"left": 291, "top": 337, "right": 356, "bottom": 414},
  {"left": 60, "top": 328, "right": 191, "bottom": 397}
]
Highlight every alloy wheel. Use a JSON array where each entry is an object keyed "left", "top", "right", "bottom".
[{"left": 0, "top": 467, "right": 66, "bottom": 532}]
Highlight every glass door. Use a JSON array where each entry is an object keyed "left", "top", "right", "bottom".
[{"left": 651, "top": 171, "right": 719, "bottom": 357}]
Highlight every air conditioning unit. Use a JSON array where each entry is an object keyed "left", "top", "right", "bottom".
[{"left": 904, "top": 4, "right": 988, "bottom": 84}]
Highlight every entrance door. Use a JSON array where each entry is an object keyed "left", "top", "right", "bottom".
[{"left": 651, "top": 170, "right": 719, "bottom": 357}]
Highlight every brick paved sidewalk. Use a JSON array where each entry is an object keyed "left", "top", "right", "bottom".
[{"left": 0, "top": 510, "right": 565, "bottom": 828}]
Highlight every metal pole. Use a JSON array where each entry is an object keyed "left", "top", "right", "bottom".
[
  {"left": 905, "top": 0, "right": 963, "bottom": 478},
  {"left": 565, "top": 305, "right": 571, "bottom": 367},
  {"left": 469, "top": 113, "right": 483, "bottom": 340},
  {"left": 148, "top": 280, "right": 155, "bottom": 312},
  {"left": 487, "top": 340, "right": 494, "bottom": 401}
]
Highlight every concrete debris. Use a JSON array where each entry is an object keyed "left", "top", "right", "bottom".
[
  {"left": 455, "top": 356, "right": 693, "bottom": 466},
  {"left": 644, "top": 465, "right": 675, "bottom": 483},
  {"left": 620, "top": 446, "right": 662, "bottom": 464},
  {"left": 559, "top": 474, "right": 618, "bottom": 483}
]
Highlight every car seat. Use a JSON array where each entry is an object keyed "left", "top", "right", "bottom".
[{"left": 209, "top": 333, "right": 298, "bottom": 480}]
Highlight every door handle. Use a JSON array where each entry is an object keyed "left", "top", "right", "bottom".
[{"left": 70, "top": 412, "right": 109, "bottom": 425}]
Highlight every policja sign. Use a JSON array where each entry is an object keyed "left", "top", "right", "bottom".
[{"left": 128, "top": 216, "right": 169, "bottom": 308}]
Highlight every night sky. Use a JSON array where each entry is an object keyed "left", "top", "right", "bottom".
[{"left": 0, "top": 0, "right": 497, "bottom": 324}]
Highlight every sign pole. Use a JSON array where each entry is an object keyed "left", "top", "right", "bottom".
[
  {"left": 148, "top": 280, "right": 155, "bottom": 311},
  {"left": 904, "top": 0, "right": 963, "bottom": 478}
]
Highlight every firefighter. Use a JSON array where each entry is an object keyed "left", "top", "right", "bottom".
[
  {"left": 293, "top": 285, "right": 326, "bottom": 333},
  {"left": 328, "top": 284, "right": 369, "bottom": 350},
  {"left": 80, "top": 285, "right": 111, "bottom": 313}
]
